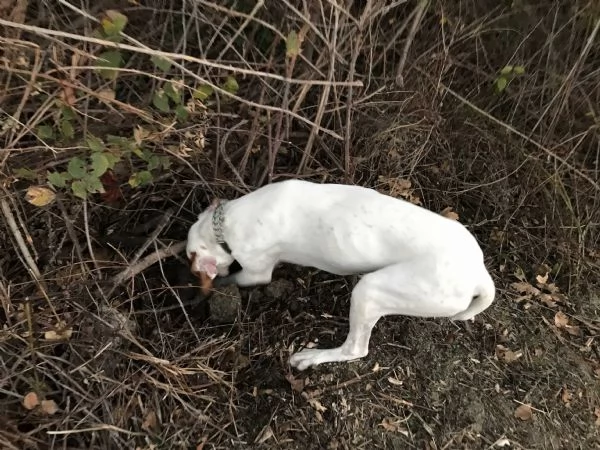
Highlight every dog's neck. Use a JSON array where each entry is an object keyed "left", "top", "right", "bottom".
[{"left": 212, "top": 200, "right": 232, "bottom": 254}]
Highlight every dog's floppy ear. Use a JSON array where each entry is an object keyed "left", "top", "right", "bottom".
[{"left": 189, "top": 252, "right": 218, "bottom": 279}]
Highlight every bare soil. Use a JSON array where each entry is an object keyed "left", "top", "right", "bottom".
[{"left": 1, "top": 1, "right": 599, "bottom": 449}]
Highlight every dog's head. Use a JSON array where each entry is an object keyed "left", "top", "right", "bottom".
[{"left": 186, "top": 200, "right": 233, "bottom": 280}]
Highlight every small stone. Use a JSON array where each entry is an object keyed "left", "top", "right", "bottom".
[
  {"left": 264, "top": 279, "right": 295, "bottom": 299},
  {"left": 209, "top": 285, "right": 241, "bottom": 323}
]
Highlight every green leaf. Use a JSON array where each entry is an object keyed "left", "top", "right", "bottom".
[
  {"left": 102, "top": 10, "right": 128, "bottom": 40},
  {"left": 61, "top": 106, "right": 76, "bottom": 121},
  {"left": 513, "top": 65, "right": 525, "bottom": 75},
  {"left": 160, "top": 156, "right": 171, "bottom": 170},
  {"left": 128, "top": 170, "right": 153, "bottom": 187},
  {"left": 90, "top": 152, "right": 109, "bottom": 177},
  {"left": 95, "top": 50, "right": 123, "bottom": 80},
  {"left": 84, "top": 175, "right": 105, "bottom": 194},
  {"left": 286, "top": 30, "right": 300, "bottom": 58},
  {"left": 193, "top": 84, "right": 213, "bottom": 101},
  {"left": 103, "top": 152, "right": 121, "bottom": 169},
  {"left": 222, "top": 76, "right": 239, "bottom": 95},
  {"left": 71, "top": 180, "right": 88, "bottom": 199},
  {"left": 152, "top": 91, "right": 170, "bottom": 112},
  {"left": 151, "top": 55, "right": 172, "bottom": 72},
  {"left": 495, "top": 76, "right": 508, "bottom": 92},
  {"left": 147, "top": 154, "right": 161, "bottom": 171},
  {"left": 60, "top": 119, "right": 74, "bottom": 139},
  {"left": 14, "top": 168, "right": 38, "bottom": 180},
  {"left": 175, "top": 104, "right": 189, "bottom": 121},
  {"left": 67, "top": 157, "right": 87, "bottom": 179},
  {"left": 500, "top": 65, "right": 513, "bottom": 75},
  {"left": 86, "top": 135, "right": 105, "bottom": 152},
  {"left": 37, "top": 125, "right": 54, "bottom": 140},
  {"left": 164, "top": 81, "right": 181, "bottom": 104},
  {"left": 47, "top": 171, "right": 68, "bottom": 188}
]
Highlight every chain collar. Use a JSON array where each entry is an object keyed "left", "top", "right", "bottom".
[{"left": 212, "top": 200, "right": 228, "bottom": 245}]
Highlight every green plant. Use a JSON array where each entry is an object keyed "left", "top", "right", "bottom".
[
  {"left": 44, "top": 131, "right": 171, "bottom": 199},
  {"left": 93, "top": 10, "right": 128, "bottom": 80},
  {"left": 495, "top": 65, "right": 525, "bottom": 93}
]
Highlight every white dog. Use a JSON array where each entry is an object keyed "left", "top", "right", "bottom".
[{"left": 186, "top": 179, "right": 495, "bottom": 370}]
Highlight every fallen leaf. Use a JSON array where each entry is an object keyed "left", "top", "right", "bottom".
[
  {"left": 440, "top": 206, "right": 459, "bottom": 221},
  {"left": 554, "top": 311, "right": 581, "bottom": 335},
  {"left": 380, "top": 417, "right": 409, "bottom": 435},
  {"left": 59, "top": 81, "right": 76, "bottom": 106},
  {"left": 514, "top": 404, "right": 533, "bottom": 421},
  {"left": 307, "top": 398, "right": 327, "bottom": 412},
  {"left": 25, "top": 186, "right": 56, "bottom": 207},
  {"left": 142, "top": 410, "right": 158, "bottom": 431},
  {"left": 196, "top": 437, "right": 208, "bottom": 450},
  {"left": 511, "top": 281, "right": 540, "bottom": 296},
  {"left": 536, "top": 272, "right": 549, "bottom": 285},
  {"left": 493, "top": 437, "right": 511, "bottom": 447},
  {"left": 387, "top": 376, "right": 403, "bottom": 386},
  {"left": 285, "top": 373, "right": 305, "bottom": 393},
  {"left": 99, "top": 170, "right": 122, "bottom": 205},
  {"left": 97, "top": 88, "right": 116, "bottom": 101},
  {"left": 496, "top": 345, "right": 522, "bottom": 363},
  {"left": 41, "top": 399, "right": 58, "bottom": 415},
  {"left": 23, "top": 392, "right": 40, "bottom": 410},
  {"left": 254, "top": 425, "right": 274, "bottom": 444},
  {"left": 539, "top": 293, "right": 557, "bottom": 308},
  {"left": 561, "top": 387, "right": 573, "bottom": 406},
  {"left": 44, "top": 326, "right": 73, "bottom": 341},
  {"left": 594, "top": 407, "right": 600, "bottom": 427}
]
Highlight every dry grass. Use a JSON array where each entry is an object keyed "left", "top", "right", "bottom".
[{"left": 1, "top": 0, "right": 599, "bottom": 448}]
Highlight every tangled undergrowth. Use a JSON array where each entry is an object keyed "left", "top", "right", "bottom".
[{"left": 1, "top": 0, "right": 599, "bottom": 448}]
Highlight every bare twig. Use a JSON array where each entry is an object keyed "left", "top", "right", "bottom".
[
  {"left": 396, "top": 0, "right": 428, "bottom": 87},
  {"left": 109, "top": 241, "right": 186, "bottom": 289}
]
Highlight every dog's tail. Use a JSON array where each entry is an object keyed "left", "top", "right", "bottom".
[{"left": 452, "top": 269, "right": 495, "bottom": 321}]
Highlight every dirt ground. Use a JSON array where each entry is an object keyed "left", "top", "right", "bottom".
[{"left": 1, "top": 1, "right": 599, "bottom": 449}]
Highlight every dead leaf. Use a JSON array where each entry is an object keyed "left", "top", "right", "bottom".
[
  {"left": 378, "top": 176, "right": 421, "bottom": 205},
  {"left": 285, "top": 373, "right": 305, "bottom": 393},
  {"left": 142, "top": 410, "right": 158, "bottom": 431},
  {"left": 538, "top": 293, "right": 557, "bottom": 308},
  {"left": 387, "top": 376, "right": 403, "bottom": 386},
  {"left": 535, "top": 272, "right": 549, "bottom": 285},
  {"left": 379, "top": 417, "right": 409, "bottom": 435},
  {"left": 561, "top": 387, "right": 573, "bottom": 406},
  {"left": 307, "top": 397, "right": 327, "bottom": 413},
  {"left": 511, "top": 281, "right": 540, "bottom": 296},
  {"left": 254, "top": 425, "right": 274, "bottom": 444},
  {"left": 25, "top": 186, "right": 56, "bottom": 207},
  {"left": 496, "top": 345, "right": 522, "bottom": 363},
  {"left": 554, "top": 311, "right": 581, "bottom": 336},
  {"left": 196, "top": 437, "right": 208, "bottom": 450},
  {"left": 44, "top": 325, "right": 73, "bottom": 341},
  {"left": 23, "top": 392, "right": 39, "bottom": 410},
  {"left": 97, "top": 88, "right": 116, "bottom": 101},
  {"left": 58, "top": 81, "right": 76, "bottom": 106},
  {"left": 514, "top": 404, "right": 533, "bottom": 421},
  {"left": 440, "top": 207, "right": 459, "bottom": 221},
  {"left": 99, "top": 170, "right": 122, "bottom": 205},
  {"left": 41, "top": 399, "right": 58, "bottom": 415},
  {"left": 594, "top": 407, "right": 600, "bottom": 427}
]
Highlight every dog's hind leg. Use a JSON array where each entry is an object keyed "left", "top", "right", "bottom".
[
  {"left": 289, "top": 272, "right": 384, "bottom": 370},
  {"left": 289, "top": 258, "right": 478, "bottom": 370}
]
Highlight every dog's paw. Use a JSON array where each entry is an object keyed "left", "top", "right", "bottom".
[{"left": 289, "top": 348, "right": 344, "bottom": 371}]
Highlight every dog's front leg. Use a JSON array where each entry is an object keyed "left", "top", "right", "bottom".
[{"left": 214, "top": 266, "right": 273, "bottom": 288}]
